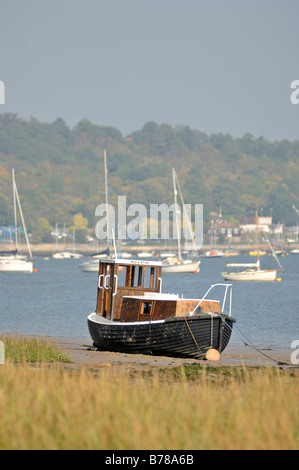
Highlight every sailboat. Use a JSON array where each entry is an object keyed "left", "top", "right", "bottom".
[
  {"left": 0, "top": 169, "right": 33, "bottom": 273},
  {"left": 162, "top": 169, "right": 200, "bottom": 273},
  {"left": 53, "top": 225, "right": 83, "bottom": 259},
  {"left": 202, "top": 219, "right": 224, "bottom": 258},
  {"left": 79, "top": 150, "right": 110, "bottom": 273},
  {"left": 221, "top": 211, "right": 283, "bottom": 281}
]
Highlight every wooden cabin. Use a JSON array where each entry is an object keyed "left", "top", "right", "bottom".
[{"left": 96, "top": 259, "right": 221, "bottom": 322}]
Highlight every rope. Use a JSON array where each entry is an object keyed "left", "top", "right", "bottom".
[
  {"left": 184, "top": 316, "right": 204, "bottom": 357},
  {"left": 221, "top": 315, "right": 295, "bottom": 367}
]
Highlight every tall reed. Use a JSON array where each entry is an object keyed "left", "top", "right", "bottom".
[
  {"left": 0, "top": 335, "right": 71, "bottom": 363},
  {"left": 0, "top": 364, "right": 298, "bottom": 450}
]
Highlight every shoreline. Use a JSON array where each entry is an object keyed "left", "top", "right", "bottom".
[
  {"left": 1, "top": 333, "right": 295, "bottom": 369},
  {"left": 51, "top": 336, "right": 294, "bottom": 369},
  {"left": 2, "top": 242, "right": 299, "bottom": 256}
]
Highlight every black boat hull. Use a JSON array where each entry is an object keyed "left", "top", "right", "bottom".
[{"left": 87, "top": 313, "right": 235, "bottom": 360}]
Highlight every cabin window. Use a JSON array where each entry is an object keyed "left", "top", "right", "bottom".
[
  {"left": 143, "top": 302, "right": 152, "bottom": 315},
  {"left": 117, "top": 265, "right": 160, "bottom": 290}
]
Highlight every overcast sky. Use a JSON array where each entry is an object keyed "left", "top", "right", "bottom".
[{"left": 0, "top": 0, "right": 298, "bottom": 141}]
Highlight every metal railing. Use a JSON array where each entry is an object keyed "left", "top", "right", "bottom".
[{"left": 189, "top": 283, "right": 233, "bottom": 317}]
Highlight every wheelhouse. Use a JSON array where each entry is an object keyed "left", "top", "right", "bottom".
[{"left": 95, "top": 259, "right": 222, "bottom": 323}]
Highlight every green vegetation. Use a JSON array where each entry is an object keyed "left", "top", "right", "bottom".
[
  {"left": 0, "top": 364, "right": 298, "bottom": 449},
  {"left": 0, "top": 113, "right": 298, "bottom": 240},
  {"left": 0, "top": 335, "right": 71, "bottom": 363}
]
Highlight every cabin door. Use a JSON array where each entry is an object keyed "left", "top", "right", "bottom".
[{"left": 96, "top": 262, "right": 117, "bottom": 319}]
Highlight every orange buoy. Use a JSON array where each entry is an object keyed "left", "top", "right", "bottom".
[
  {"left": 205, "top": 349, "right": 221, "bottom": 362},
  {"left": 33, "top": 269, "right": 38, "bottom": 273}
]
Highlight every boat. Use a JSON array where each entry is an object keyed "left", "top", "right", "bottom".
[
  {"left": 137, "top": 252, "right": 154, "bottom": 258},
  {"left": 249, "top": 250, "right": 266, "bottom": 256},
  {"left": 202, "top": 249, "right": 224, "bottom": 258},
  {"left": 224, "top": 249, "right": 240, "bottom": 257},
  {"left": 221, "top": 211, "right": 283, "bottom": 281},
  {"left": 87, "top": 258, "right": 235, "bottom": 360},
  {"left": 162, "top": 256, "right": 200, "bottom": 273},
  {"left": 53, "top": 225, "right": 83, "bottom": 259},
  {"left": 0, "top": 169, "right": 33, "bottom": 273},
  {"left": 221, "top": 259, "right": 279, "bottom": 281},
  {"left": 53, "top": 250, "right": 82, "bottom": 259},
  {"left": 79, "top": 248, "right": 110, "bottom": 272},
  {"left": 201, "top": 218, "right": 224, "bottom": 258},
  {"left": 161, "top": 169, "right": 200, "bottom": 273}
]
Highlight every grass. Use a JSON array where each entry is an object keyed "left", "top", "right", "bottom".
[
  {"left": 0, "top": 363, "right": 298, "bottom": 450},
  {"left": 0, "top": 335, "right": 71, "bottom": 363}
]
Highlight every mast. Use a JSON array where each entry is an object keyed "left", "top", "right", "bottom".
[
  {"left": 104, "top": 149, "right": 110, "bottom": 249},
  {"left": 255, "top": 209, "right": 260, "bottom": 269},
  {"left": 172, "top": 168, "right": 181, "bottom": 260},
  {"left": 12, "top": 169, "right": 33, "bottom": 259},
  {"left": 175, "top": 171, "right": 196, "bottom": 250},
  {"left": 12, "top": 169, "right": 18, "bottom": 251}
]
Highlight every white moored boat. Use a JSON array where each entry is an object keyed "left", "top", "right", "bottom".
[
  {"left": 0, "top": 169, "right": 33, "bottom": 273},
  {"left": 0, "top": 258, "right": 33, "bottom": 272},
  {"left": 162, "top": 257, "right": 200, "bottom": 273},
  {"left": 221, "top": 260, "right": 278, "bottom": 281},
  {"left": 221, "top": 211, "right": 283, "bottom": 282}
]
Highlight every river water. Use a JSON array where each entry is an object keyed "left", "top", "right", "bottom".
[{"left": 0, "top": 253, "right": 298, "bottom": 349}]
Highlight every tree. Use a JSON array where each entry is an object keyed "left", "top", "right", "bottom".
[
  {"left": 71, "top": 213, "right": 89, "bottom": 243},
  {"left": 32, "top": 217, "right": 52, "bottom": 243}
]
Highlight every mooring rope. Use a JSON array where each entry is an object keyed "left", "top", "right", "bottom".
[
  {"left": 210, "top": 314, "right": 214, "bottom": 349},
  {"left": 184, "top": 316, "right": 204, "bottom": 357},
  {"left": 221, "top": 315, "right": 296, "bottom": 367}
]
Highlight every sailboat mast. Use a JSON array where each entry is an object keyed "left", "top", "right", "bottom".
[
  {"left": 172, "top": 169, "right": 181, "bottom": 260},
  {"left": 12, "top": 169, "right": 18, "bottom": 251},
  {"left": 104, "top": 150, "right": 110, "bottom": 248},
  {"left": 13, "top": 170, "right": 33, "bottom": 260},
  {"left": 256, "top": 209, "right": 260, "bottom": 267},
  {"left": 175, "top": 173, "right": 196, "bottom": 249}
]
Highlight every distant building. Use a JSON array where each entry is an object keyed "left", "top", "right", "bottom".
[
  {"left": 209, "top": 218, "right": 241, "bottom": 243},
  {"left": 239, "top": 216, "right": 272, "bottom": 233},
  {"left": 0, "top": 226, "right": 22, "bottom": 243}
]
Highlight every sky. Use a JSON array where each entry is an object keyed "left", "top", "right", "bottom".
[{"left": 0, "top": 0, "right": 298, "bottom": 141}]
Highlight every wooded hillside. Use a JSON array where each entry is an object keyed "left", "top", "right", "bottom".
[{"left": 0, "top": 113, "right": 298, "bottom": 241}]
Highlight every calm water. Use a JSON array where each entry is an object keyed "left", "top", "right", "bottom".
[{"left": 0, "top": 254, "right": 298, "bottom": 348}]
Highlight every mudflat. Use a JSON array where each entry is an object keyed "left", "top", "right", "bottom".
[{"left": 54, "top": 336, "right": 295, "bottom": 370}]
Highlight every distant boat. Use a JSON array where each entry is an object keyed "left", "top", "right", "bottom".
[
  {"left": 222, "top": 211, "right": 283, "bottom": 282},
  {"left": 221, "top": 259, "right": 279, "bottom": 281},
  {"left": 0, "top": 169, "right": 33, "bottom": 273},
  {"left": 79, "top": 248, "right": 110, "bottom": 272},
  {"left": 53, "top": 250, "right": 82, "bottom": 260},
  {"left": 223, "top": 249, "right": 240, "bottom": 257},
  {"left": 202, "top": 249, "right": 224, "bottom": 258},
  {"left": 160, "top": 252, "right": 177, "bottom": 259},
  {"left": 162, "top": 169, "right": 200, "bottom": 273},
  {"left": 162, "top": 256, "right": 200, "bottom": 273},
  {"left": 79, "top": 257, "right": 100, "bottom": 272},
  {"left": 53, "top": 225, "right": 82, "bottom": 259},
  {"left": 249, "top": 250, "right": 266, "bottom": 256},
  {"left": 137, "top": 252, "right": 154, "bottom": 258},
  {"left": 290, "top": 249, "right": 299, "bottom": 255}
]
